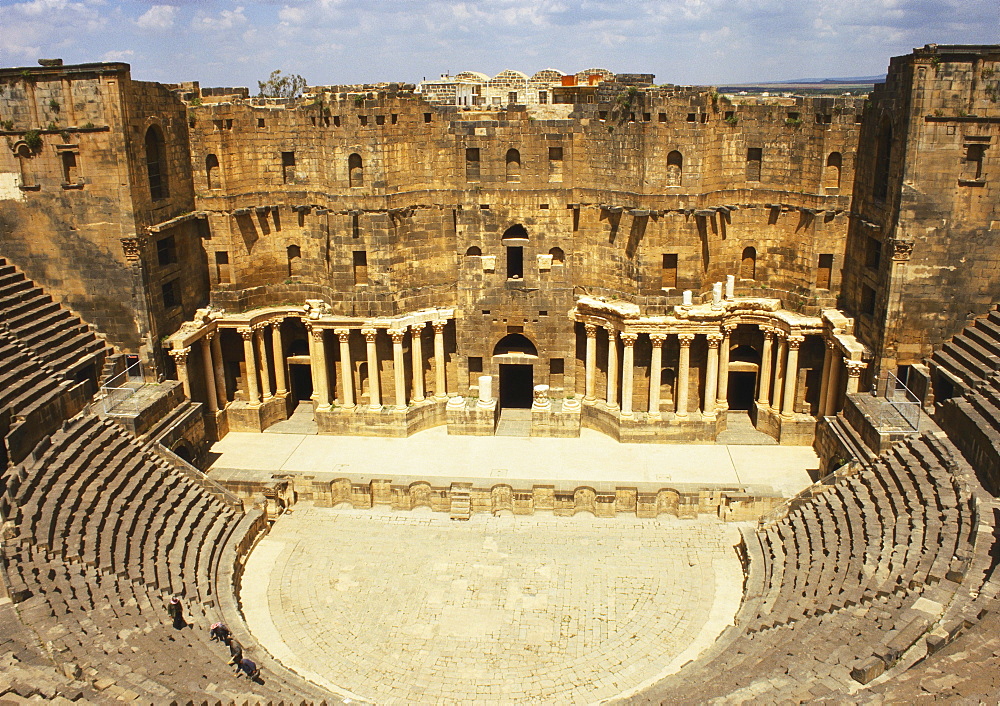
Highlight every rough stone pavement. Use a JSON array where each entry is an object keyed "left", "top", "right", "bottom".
[{"left": 241, "top": 504, "right": 746, "bottom": 704}]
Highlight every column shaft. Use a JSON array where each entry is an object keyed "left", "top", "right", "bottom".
[
  {"left": 584, "top": 324, "right": 598, "bottom": 401},
  {"left": 365, "top": 329, "right": 382, "bottom": 409},
  {"left": 704, "top": 334, "right": 720, "bottom": 418},
  {"left": 391, "top": 330, "right": 407, "bottom": 411},
  {"left": 310, "top": 328, "right": 330, "bottom": 409},
  {"left": 272, "top": 322, "right": 287, "bottom": 395},
  {"left": 620, "top": 333, "right": 637, "bottom": 417},
  {"left": 256, "top": 327, "right": 272, "bottom": 400},
  {"left": 716, "top": 328, "right": 731, "bottom": 410},
  {"left": 676, "top": 334, "right": 693, "bottom": 418},
  {"left": 781, "top": 337, "right": 802, "bottom": 418},
  {"left": 200, "top": 336, "right": 218, "bottom": 413},
  {"left": 411, "top": 323, "right": 425, "bottom": 402},
  {"left": 211, "top": 330, "right": 227, "bottom": 408},
  {"left": 824, "top": 353, "right": 842, "bottom": 416},
  {"left": 845, "top": 361, "right": 865, "bottom": 395},
  {"left": 433, "top": 322, "right": 447, "bottom": 399},
  {"left": 818, "top": 343, "right": 834, "bottom": 417},
  {"left": 649, "top": 334, "right": 665, "bottom": 415},
  {"left": 606, "top": 330, "right": 618, "bottom": 408},
  {"left": 771, "top": 336, "right": 788, "bottom": 409},
  {"left": 241, "top": 329, "right": 260, "bottom": 404},
  {"left": 336, "top": 329, "right": 355, "bottom": 408},
  {"left": 172, "top": 348, "right": 192, "bottom": 399},
  {"left": 757, "top": 330, "right": 774, "bottom": 406}
]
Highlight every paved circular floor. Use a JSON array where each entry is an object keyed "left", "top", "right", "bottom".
[{"left": 241, "top": 504, "right": 746, "bottom": 704}]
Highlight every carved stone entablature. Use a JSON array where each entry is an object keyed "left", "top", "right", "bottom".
[
  {"left": 576, "top": 295, "right": 641, "bottom": 320},
  {"left": 890, "top": 239, "right": 915, "bottom": 261},
  {"left": 120, "top": 236, "right": 142, "bottom": 265}
]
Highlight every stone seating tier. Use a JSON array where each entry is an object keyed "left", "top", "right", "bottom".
[
  {"left": 629, "top": 429, "right": 982, "bottom": 703},
  {"left": 0, "top": 413, "right": 308, "bottom": 703},
  {"left": 0, "top": 258, "right": 106, "bottom": 377}
]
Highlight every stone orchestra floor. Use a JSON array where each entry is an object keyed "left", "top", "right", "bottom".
[
  {"left": 209, "top": 425, "right": 818, "bottom": 497},
  {"left": 240, "top": 504, "right": 747, "bottom": 704}
]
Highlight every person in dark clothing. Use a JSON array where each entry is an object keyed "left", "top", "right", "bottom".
[
  {"left": 228, "top": 637, "right": 244, "bottom": 667},
  {"left": 167, "top": 596, "right": 185, "bottom": 629},
  {"left": 235, "top": 657, "right": 260, "bottom": 680},
  {"left": 210, "top": 622, "right": 231, "bottom": 642}
]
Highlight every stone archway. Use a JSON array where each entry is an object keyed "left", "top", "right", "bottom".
[{"left": 493, "top": 333, "right": 538, "bottom": 410}]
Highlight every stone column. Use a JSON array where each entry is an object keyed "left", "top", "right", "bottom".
[
  {"left": 606, "top": 329, "right": 618, "bottom": 409},
  {"left": 433, "top": 321, "right": 447, "bottom": 399},
  {"left": 584, "top": 324, "right": 598, "bottom": 401},
  {"left": 648, "top": 333, "right": 666, "bottom": 416},
  {"left": 255, "top": 325, "right": 273, "bottom": 400},
  {"left": 309, "top": 326, "right": 330, "bottom": 410},
  {"left": 845, "top": 360, "right": 867, "bottom": 395},
  {"left": 199, "top": 336, "right": 218, "bottom": 413},
  {"left": 781, "top": 335, "right": 803, "bottom": 419},
  {"left": 771, "top": 333, "right": 788, "bottom": 410},
  {"left": 818, "top": 340, "right": 835, "bottom": 417},
  {"left": 171, "top": 347, "right": 192, "bottom": 399},
  {"left": 410, "top": 322, "right": 425, "bottom": 402},
  {"left": 704, "top": 333, "right": 721, "bottom": 419},
  {"left": 824, "top": 347, "right": 842, "bottom": 417},
  {"left": 240, "top": 327, "right": 260, "bottom": 405},
  {"left": 271, "top": 320, "right": 287, "bottom": 396},
  {"left": 211, "top": 329, "right": 227, "bottom": 408},
  {"left": 716, "top": 326, "right": 732, "bottom": 411},
  {"left": 620, "top": 333, "right": 637, "bottom": 417},
  {"left": 335, "top": 329, "right": 355, "bottom": 408},
  {"left": 757, "top": 328, "right": 774, "bottom": 406},
  {"left": 676, "top": 333, "right": 694, "bottom": 418},
  {"left": 364, "top": 328, "right": 382, "bottom": 409},
  {"left": 390, "top": 329, "right": 407, "bottom": 411}
]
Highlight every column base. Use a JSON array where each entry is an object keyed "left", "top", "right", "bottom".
[{"left": 369, "top": 404, "right": 383, "bottom": 412}]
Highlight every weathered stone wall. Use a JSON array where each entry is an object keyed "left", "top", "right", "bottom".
[
  {"left": 187, "top": 86, "right": 861, "bottom": 399},
  {"left": 842, "top": 45, "right": 1000, "bottom": 376},
  {"left": 0, "top": 63, "right": 205, "bottom": 374}
]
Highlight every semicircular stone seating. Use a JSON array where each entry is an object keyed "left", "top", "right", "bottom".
[
  {"left": 0, "top": 261, "right": 315, "bottom": 702},
  {"left": 3, "top": 256, "right": 1000, "bottom": 702}
]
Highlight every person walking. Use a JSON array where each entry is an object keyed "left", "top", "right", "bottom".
[
  {"left": 235, "top": 657, "right": 260, "bottom": 681},
  {"left": 228, "top": 637, "right": 244, "bottom": 668},
  {"left": 167, "top": 596, "right": 185, "bottom": 629},
  {"left": 210, "top": 622, "right": 231, "bottom": 642}
]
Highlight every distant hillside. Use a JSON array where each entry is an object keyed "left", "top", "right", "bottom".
[{"left": 778, "top": 75, "right": 885, "bottom": 84}]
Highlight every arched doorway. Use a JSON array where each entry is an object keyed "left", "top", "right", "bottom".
[
  {"left": 727, "top": 344, "right": 760, "bottom": 410},
  {"left": 493, "top": 333, "right": 537, "bottom": 409}
]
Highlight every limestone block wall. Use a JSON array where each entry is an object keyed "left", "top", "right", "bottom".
[
  {"left": 0, "top": 63, "right": 204, "bottom": 373},
  {"left": 842, "top": 45, "right": 1000, "bottom": 375}
]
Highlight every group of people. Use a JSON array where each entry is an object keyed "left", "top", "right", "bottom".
[{"left": 166, "top": 597, "right": 261, "bottom": 682}]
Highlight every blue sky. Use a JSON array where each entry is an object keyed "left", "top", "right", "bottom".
[{"left": 1, "top": 0, "right": 997, "bottom": 88}]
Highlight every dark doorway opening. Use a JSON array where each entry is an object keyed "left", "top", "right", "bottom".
[
  {"left": 499, "top": 364, "right": 533, "bottom": 408},
  {"left": 728, "top": 371, "right": 757, "bottom": 410},
  {"left": 290, "top": 364, "right": 313, "bottom": 402}
]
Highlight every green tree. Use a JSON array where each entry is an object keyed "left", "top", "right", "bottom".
[{"left": 257, "top": 70, "right": 307, "bottom": 99}]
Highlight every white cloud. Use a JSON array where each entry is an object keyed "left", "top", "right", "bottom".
[
  {"left": 192, "top": 6, "right": 248, "bottom": 32},
  {"left": 101, "top": 49, "right": 134, "bottom": 61},
  {"left": 278, "top": 5, "right": 306, "bottom": 24},
  {"left": 137, "top": 5, "right": 177, "bottom": 30}
]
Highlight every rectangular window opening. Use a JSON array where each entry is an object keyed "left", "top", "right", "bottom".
[
  {"left": 215, "top": 251, "right": 230, "bottom": 284},
  {"left": 746, "top": 147, "right": 762, "bottom": 182},
  {"left": 161, "top": 279, "right": 181, "bottom": 309},
  {"left": 662, "top": 253, "right": 678, "bottom": 289},
  {"left": 352, "top": 250, "right": 368, "bottom": 285},
  {"left": 157, "top": 235, "right": 178, "bottom": 267},
  {"left": 817, "top": 253, "right": 833, "bottom": 290},
  {"left": 865, "top": 236, "right": 881, "bottom": 270},
  {"left": 281, "top": 151, "right": 295, "bottom": 184},
  {"left": 507, "top": 246, "right": 524, "bottom": 280}
]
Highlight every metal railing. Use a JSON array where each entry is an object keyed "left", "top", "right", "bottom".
[
  {"left": 99, "top": 359, "right": 145, "bottom": 415},
  {"left": 758, "top": 461, "right": 855, "bottom": 529},
  {"left": 871, "top": 369, "right": 921, "bottom": 432}
]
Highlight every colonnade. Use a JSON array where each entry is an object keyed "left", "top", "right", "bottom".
[
  {"left": 582, "top": 324, "right": 737, "bottom": 418},
  {"left": 580, "top": 323, "right": 859, "bottom": 419},
  {"left": 170, "top": 317, "right": 450, "bottom": 413}
]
